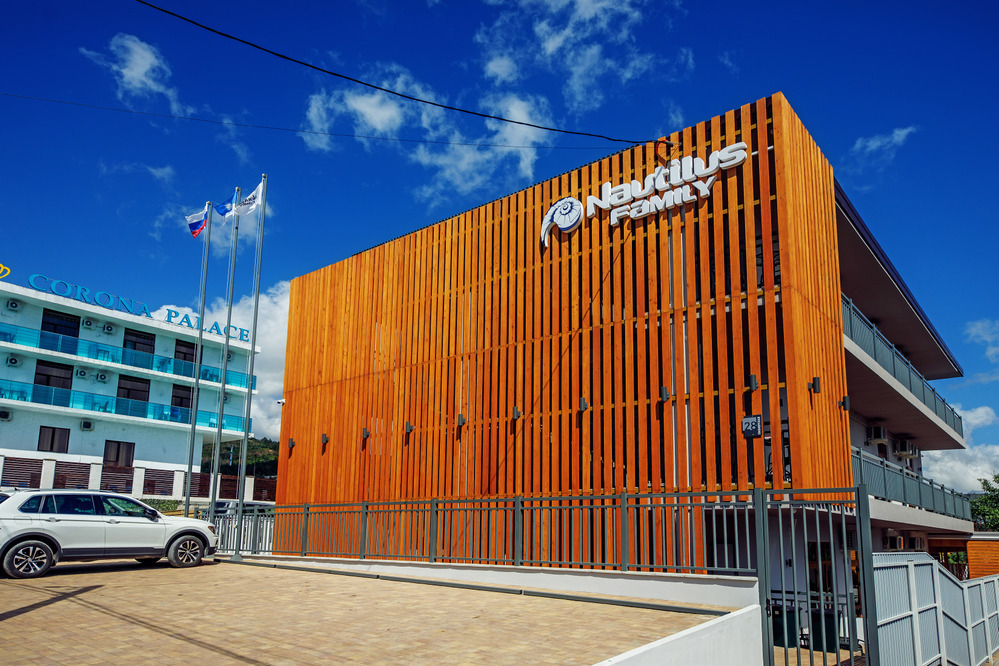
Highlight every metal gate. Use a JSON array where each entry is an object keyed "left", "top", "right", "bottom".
[{"left": 758, "top": 486, "right": 879, "bottom": 666}]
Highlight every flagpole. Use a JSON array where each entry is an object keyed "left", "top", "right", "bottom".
[
  {"left": 232, "top": 174, "right": 268, "bottom": 562},
  {"left": 207, "top": 187, "right": 240, "bottom": 524},
  {"left": 184, "top": 203, "right": 212, "bottom": 517}
]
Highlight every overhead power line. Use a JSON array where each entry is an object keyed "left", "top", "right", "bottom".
[
  {"left": 134, "top": 0, "right": 665, "bottom": 146},
  {"left": 0, "top": 92, "right": 611, "bottom": 150}
]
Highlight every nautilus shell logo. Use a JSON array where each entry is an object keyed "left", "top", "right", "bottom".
[
  {"left": 0, "top": 263, "right": 10, "bottom": 280},
  {"left": 539, "top": 197, "right": 584, "bottom": 248}
]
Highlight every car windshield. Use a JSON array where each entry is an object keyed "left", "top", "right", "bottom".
[{"left": 0, "top": 493, "right": 8, "bottom": 504}]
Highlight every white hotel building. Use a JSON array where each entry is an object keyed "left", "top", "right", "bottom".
[{"left": 0, "top": 275, "right": 266, "bottom": 502}]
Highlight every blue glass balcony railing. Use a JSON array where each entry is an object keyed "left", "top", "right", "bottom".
[
  {"left": 841, "top": 296, "right": 963, "bottom": 437},
  {"left": 0, "top": 378, "right": 250, "bottom": 432},
  {"left": 0, "top": 322, "right": 256, "bottom": 391}
]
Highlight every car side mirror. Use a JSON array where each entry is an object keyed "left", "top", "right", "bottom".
[{"left": 143, "top": 507, "right": 158, "bottom": 521}]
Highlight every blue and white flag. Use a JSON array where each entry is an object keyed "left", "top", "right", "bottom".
[{"left": 214, "top": 193, "right": 235, "bottom": 220}]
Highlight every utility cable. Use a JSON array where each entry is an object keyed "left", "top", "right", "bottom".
[
  {"left": 0, "top": 92, "right": 609, "bottom": 150},
  {"left": 134, "top": 0, "right": 668, "bottom": 146}
]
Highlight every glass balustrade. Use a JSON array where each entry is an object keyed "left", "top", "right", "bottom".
[
  {"left": 0, "top": 378, "right": 250, "bottom": 432},
  {"left": 0, "top": 321, "right": 256, "bottom": 390}
]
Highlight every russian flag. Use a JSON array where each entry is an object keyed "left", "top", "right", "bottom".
[{"left": 186, "top": 205, "right": 209, "bottom": 238}]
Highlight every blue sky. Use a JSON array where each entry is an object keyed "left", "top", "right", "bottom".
[{"left": 1, "top": 1, "right": 996, "bottom": 489}]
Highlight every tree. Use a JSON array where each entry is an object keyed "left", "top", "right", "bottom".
[{"left": 971, "top": 474, "right": 999, "bottom": 531}]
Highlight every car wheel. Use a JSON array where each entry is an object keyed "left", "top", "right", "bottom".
[
  {"left": 135, "top": 557, "right": 161, "bottom": 565},
  {"left": 167, "top": 536, "right": 204, "bottom": 568},
  {"left": 3, "top": 540, "right": 55, "bottom": 579}
]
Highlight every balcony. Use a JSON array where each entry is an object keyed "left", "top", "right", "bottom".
[
  {"left": 841, "top": 296, "right": 963, "bottom": 437},
  {"left": 0, "top": 321, "right": 256, "bottom": 390},
  {"left": 852, "top": 448, "right": 970, "bottom": 521},
  {"left": 0, "top": 378, "right": 250, "bottom": 432}
]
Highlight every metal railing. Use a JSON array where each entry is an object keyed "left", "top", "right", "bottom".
[
  {"left": 873, "top": 552, "right": 999, "bottom": 666},
  {"left": 0, "top": 321, "right": 256, "bottom": 390},
  {"left": 208, "top": 487, "right": 880, "bottom": 665},
  {"left": 842, "top": 296, "right": 963, "bottom": 437},
  {"left": 852, "top": 448, "right": 971, "bottom": 521},
  {"left": 0, "top": 378, "right": 250, "bottom": 432}
]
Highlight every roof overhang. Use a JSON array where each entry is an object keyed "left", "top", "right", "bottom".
[{"left": 835, "top": 181, "right": 962, "bottom": 380}]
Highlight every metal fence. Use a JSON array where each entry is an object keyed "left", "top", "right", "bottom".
[
  {"left": 842, "top": 296, "right": 963, "bottom": 437},
  {"left": 852, "top": 448, "right": 971, "bottom": 521},
  {"left": 873, "top": 552, "right": 999, "bottom": 666},
  {"left": 210, "top": 487, "right": 880, "bottom": 666}
]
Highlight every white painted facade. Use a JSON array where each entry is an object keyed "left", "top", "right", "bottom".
[{"left": 0, "top": 280, "right": 258, "bottom": 498}]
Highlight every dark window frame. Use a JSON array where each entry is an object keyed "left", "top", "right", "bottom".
[
  {"left": 34, "top": 361, "right": 74, "bottom": 389},
  {"left": 123, "top": 328, "right": 156, "bottom": 355},
  {"left": 116, "top": 375, "right": 150, "bottom": 403},
  {"left": 104, "top": 440, "right": 135, "bottom": 467},
  {"left": 38, "top": 425, "right": 70, "bottom": 453}
]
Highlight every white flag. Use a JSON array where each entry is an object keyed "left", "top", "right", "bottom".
[{"left": 234, "top": 181, "right": 263, "bottom": 216}]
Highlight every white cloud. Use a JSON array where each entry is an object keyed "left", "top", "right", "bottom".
[
  {"left": 81, "top": 33, "right": 193, "bottom": 117},
  {"left": 151, "top": 281, "right": 291, "bottom": 440},
  {"left": 145, "top": 165, "right": 175, "bottom": 184},
  {"left": 216, "top": 115, "right": 251, "bottom": 164},
  {"left": 848, "top": 126, "right": 917, "bottom": 171},
  {"left": 484, "top": 55, "right": 519, "bottom": 84},
  {"left": 666, "top": 101, "right": 683, "bottom": 130},
  {"left": 956, "top": 404, "right": 999, "bottom": 443},
  {"left": 967, "top": 319, "right": 999, "bottom": 364},
  {"left": 344, "top": 91, "right": 405, "bottom": 134},
  {"left": 923, "top": 444, "right": 999, "bottom": 493},
  {"left": 475, "top": 0, "right": 684, "bottom": 114},
  {"left": 301, "top": 66, "right": 552, "bottom": 205},
  {"left": 718, "top": 50, "right": 739, "bottom": 75}
]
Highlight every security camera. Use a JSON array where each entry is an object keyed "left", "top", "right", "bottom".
[{"left": 276, "top": 399, "right": 286, "bottom": 405}]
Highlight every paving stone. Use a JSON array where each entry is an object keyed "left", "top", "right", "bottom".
[{"left": 0, "top": 559, "right": 715, "bottom": 664}]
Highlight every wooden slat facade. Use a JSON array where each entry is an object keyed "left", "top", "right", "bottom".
[{"left": 277, "top": 93, "right": 852, "bottom": 506}]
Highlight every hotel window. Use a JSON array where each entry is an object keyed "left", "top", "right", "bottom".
[
  {"left": 172, "top": 385, "right": 193, "bottom": 409},
  {"left": 40, "top": 309, "right": 79, "bottom": 354},
  {"left": 104, "top": 440, "right": 135, "bottom": 467},
  {"left": 117, "top": 375, "right": 150, "bottom": 402},
  {"left": 175, "top": 339, "right": 198, "bottom": 364},
  {"left": 38, "top": 426, "right": 70, "bottom": 454},
  {"left": 123, "top": 328, "right": 156, "bottom": 354},
  {"left": 34, "top": 361, "right": 73, "bottom": 389}
]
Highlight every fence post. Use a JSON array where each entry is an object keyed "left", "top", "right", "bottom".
[
  {"left": 428, "top": 499, "right": 438, "bottom": 563},
  {"left": 856, "top": 485, "right": 881, "bottom": 666},
  {"left": 752, "top": 488, "right": 774, "bottom": 666},
  {"left": 619, "top": 492, "right": 629, "bottom": 572},
  {"left": 514, "top": 496, "right": 524, "bottom": 567},
  {"left": 300, "top": 505, "right": 310, "bottom": 557},
  {"left": 359, "top": 501, "right": 369, "bottom": 560}
]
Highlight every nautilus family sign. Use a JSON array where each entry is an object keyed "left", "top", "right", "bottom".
[{"left": 540, "top": 142, "right": 749, "bottom": 248}]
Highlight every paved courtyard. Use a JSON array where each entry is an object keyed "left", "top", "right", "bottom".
[{"left": 0, "top": 559, "right": 716, "bottom": 664}]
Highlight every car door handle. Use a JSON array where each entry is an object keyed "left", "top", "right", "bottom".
[
  {"left": 45, "top": 517, "right": 59, "bottom": 522},
  {"left": 107, "top": 519, "right": 120, "bottom": 524}
]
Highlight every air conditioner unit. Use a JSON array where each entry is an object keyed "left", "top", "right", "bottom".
[
  {"left": 95, "top": 372, "right": 109, "bottom": 383},
  {"left": 0, "top": 409, "right": 11, "bottom": 422},
  {"left": 884, "top": 536, "right": 905, "bottom": 551},
  {"left": 226, "top": 351, "right": 233, "bottom": 362},
  {"left": 223, "top": 393, "right": 230, "bottom": 403},
  {"left": 6, "top": 356, "right": 20, "bottom": 368},
  {"left": 869, "top": 426, "right": 889, "bottom": 446},
  {"left": 75, "top": 368, "right": 88, "bottom": 379},
  {"left": 5, "top": 299, "right": 21, "bottom": 312},
  {"left": 895, "top": 439, "right": 918, "bottom": 459},
  {"left": 80, "top": 419, "right": 94, "bottom": 431},
  {"left": 82, "top": 318, "right": 96, "bottom": 329},
  {"left": 908, "top": 537, "right": 926, "bottom": 551},
  {"left": 102, "top": 323, "right": 114, "bottom": 334}
]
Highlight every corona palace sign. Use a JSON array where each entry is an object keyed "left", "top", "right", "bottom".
[{"left": 540, "top": 142, "right": 748, "bottom": 247}]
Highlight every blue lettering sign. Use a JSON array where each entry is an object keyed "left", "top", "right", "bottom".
[
  {"left": 179, "top": 313, "right": 194, "bottom": 328},
  {"left": 28, "top": 274, "right": 48, "bottom": 290},
  {"left": 239, "top": 328, "right": 250, "bottom": 342},
  {"left": 166, "top": 309, "right": 180, "bottom": 323}
]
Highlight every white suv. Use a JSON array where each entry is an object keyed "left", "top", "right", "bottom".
[{"left": 0, "top": 489, "right": 219, "bottom": 578}]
